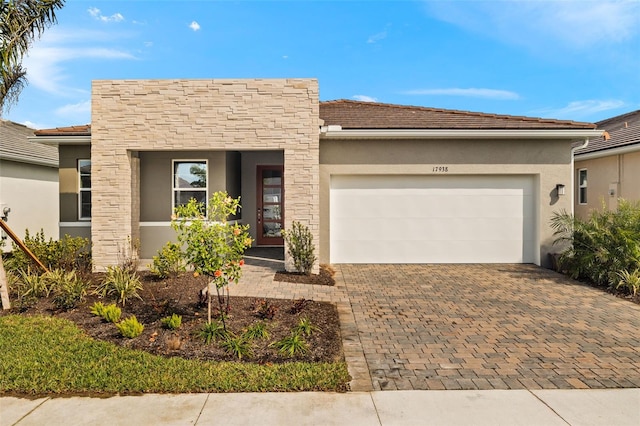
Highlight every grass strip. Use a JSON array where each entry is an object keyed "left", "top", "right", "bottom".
[{"left": 0, "top": 315, "right": 350, "bottom": 395}]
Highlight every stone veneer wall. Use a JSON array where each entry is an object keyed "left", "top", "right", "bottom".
[{"left": 91, "top": 79, "right": 319, "bottom": 272}]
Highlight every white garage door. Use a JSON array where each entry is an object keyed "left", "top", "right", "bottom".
[{"left": 330, "top": 175, "right": 536, "bottom": 263}]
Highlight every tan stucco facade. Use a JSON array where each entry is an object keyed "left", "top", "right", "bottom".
[
  {"left": 574, "top": 149, "right": 640, "bottom": 219},
  {"left": 319, "top": 138, "right": 574, "bottom": 267},
  {"left": 91, "top": 79, "right": 319, "bottom": 271},
  {"left": 0, "top": 160, "right": 59, "bottom": 251}
]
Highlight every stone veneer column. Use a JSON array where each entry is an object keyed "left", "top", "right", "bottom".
[{"left": 91, "top": 79, "right": 319, "bottom": 272}]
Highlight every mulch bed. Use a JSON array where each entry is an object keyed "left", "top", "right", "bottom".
[
  {"left": 5, "top": 270, "right": 344, "bottom": 364},
  {"left": 274, "top": 264, "right": 336, "bottom": 286}
]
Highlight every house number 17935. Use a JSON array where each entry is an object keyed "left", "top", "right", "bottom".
[{"left": 432, "top": 166, "right": 449, "bottom": 172}]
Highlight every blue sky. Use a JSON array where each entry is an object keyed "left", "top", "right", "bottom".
[{"left": 4, "top": 0, "right": 640, "bottom": 129}]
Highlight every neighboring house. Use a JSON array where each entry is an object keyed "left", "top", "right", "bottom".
[
  {"left": 32, "top": 79, "right": 602, "bottom": 271},
  {"left": 0, "top": 120, "right": 59, "bottom": 252},
  {"left": 573, "top": 110, "right": 640, "bottom": 218}
]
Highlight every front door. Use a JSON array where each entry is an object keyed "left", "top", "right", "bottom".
[{"left": 257, "top": 165, "right": 284, "bottom": 245}]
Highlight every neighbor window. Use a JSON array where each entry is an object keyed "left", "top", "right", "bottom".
[
  {"left": 578, "top": 169, "right": 587, "bottom": 205},
  {"left": 172, "top": 160, "right": 208, "bottom": 212},
  {"left": 78, "top": 159, "right": 91, "bottom": 219}
]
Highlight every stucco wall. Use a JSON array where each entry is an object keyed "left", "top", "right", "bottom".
[
  {"left": 91, "top": 79, "right": 319, "bottom": 271},
  {"left": 0, "top": 160, "right": 59, "bottom": 252},
  {"left": 574, "top": 150, "right": 640, "bottom": 219},
  {"left": 319, "top": 138, "right": 573, "bottom": 267}
]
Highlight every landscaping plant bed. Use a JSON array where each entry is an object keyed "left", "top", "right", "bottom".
[
  {"left": 7, "top": 271, "right": 343, "bottom": 365},
  {"left": 274, "top": 264, "right": 336, "bottom": 286}
]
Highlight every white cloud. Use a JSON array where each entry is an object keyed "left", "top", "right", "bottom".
[
  {"left": 539, "top": 100, "right": 626, "bottom": 118},
  {"left": 21, "top": 120, "right": 42, "bottom": 129},
  {"left": 367, "top": 31, "right": 387, "bottom": 44},
  {"left": 55, "top": 100, "right": 91, "bottom": 118},
  {"left": 88, "top": 7, "right": 124, "bottom": 23},
  {"left": 404, "top": 88, "right": 520, "bottom": 100},
  {"left": 189, "top": 21, "right": 201, "bottom": 32},
  {"left": 352, "top": 95, "right": 378, "bottom": 102},
  {"left": 425, "top": 0, "right": 640, "bottom": 50},
  {"left": 23, "top": 28, "right": 136, "bottom": 96}
]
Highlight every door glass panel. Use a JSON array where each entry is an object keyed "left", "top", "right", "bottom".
[
  {"left": 263, "top": 205, "right": 281, "bottom": 220},
  {"left": 263, "top": 188, "right": 281, "bottom": 203},
  {"left": 263, "top": 222, "right": 282, "bottom": 238}
]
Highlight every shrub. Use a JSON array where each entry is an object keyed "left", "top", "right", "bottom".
[
  {"left": 5, "top": 271, "right": 37, "bottom": 309},
  {"left": 615, "top": 269, "right": 640, "bottom": 297},
  {"left": 161, "top": 313, "right": 182, "bottom": 330},
  {"left": 90, "top": 301, "right": 106, "bottom": 317},
  {"left": 251, "top": 299, "right": 278, "bottom": 320},
  {"left": 49, "top": 270, "right": 88, "bottom": 310},
  {"left": 17, "top": 268, "right": 52, "bottom": 298},
  {"left": 270, "top": 332, "right": 309, "bottom": 357},
  {"left": 198, "top": 320, "right": 228, "bottom": 344},
  {"left": 149, "top": 242, "right": 186, "bottom": 279},
  {"left": 551, "top": 200, "right": 640, "bottom": 286},
  {"left": 221, "top": 333, "right": 252, "bottom": 359},
  {"left": 293, "top": 317, "right": 320, "bottom": 336},
  {"left": 117, "top": 236, "right": 140, "bottom": 274},
  {"left": 5, "top": 230, "right": 90, "bottom": 273},
  {"left": 243, "top": 321, "right": 270, "bottom": 340},
  {"left": 91, "top": 303, "right": 122, "bottom": 323},
  {"left": 282, "top": 221, "right": 316, "bottom": 275},
  {"left": 116, "top": 316, "right": 144, "bottom": 338},
  {"left": 96, "top": 266, "right": 143, "bottom": 306}
]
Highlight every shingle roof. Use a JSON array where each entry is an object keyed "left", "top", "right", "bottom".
[
  {"left": 574, "top": 110, "right": 640, "bottom": 155},
  {"left": 33, "top": 100, "right": 598, "bottom": 139},
  {"left": 319, "top": 100, "right": 597, "bottom": 130},
  {"left": 34, "top": 124, "right": 91, "bottom": 137},
  {"left": 0, "top": 120, "right": 58, "bottom": 167}
]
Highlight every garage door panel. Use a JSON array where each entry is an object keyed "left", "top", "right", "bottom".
[
  {"left": 331, "top": 239, "right": 526, "bottom": 263},
  {"left": 333, "top": 216, "right": 523, "bottom": 242},
  {"left": 334, "top": 192, "right": 525, "bottom": 219},
  {"left": 330, "top": 175, "right": 536, "bottom": 264}
]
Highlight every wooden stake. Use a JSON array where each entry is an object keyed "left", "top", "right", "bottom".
[
  {"left": 0, "top": 256, "right": 10, "bottom": 310},
  {"left": 0, "top": 219, "right": 49, "bottom": 274}
]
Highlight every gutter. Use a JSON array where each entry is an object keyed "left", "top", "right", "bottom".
[
  {"left": 28, "top": 135, "right": 91, "bottom": 145},
  {"left": 571, "top": 139, "right": 590, "bottom": 216},
  {"left": 319, "top": 127, "right": 603, "bottom": 140},
  {"left": 574, "top": 143, "right": 640, "bottom": 161}
]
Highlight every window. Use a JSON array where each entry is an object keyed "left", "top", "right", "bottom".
[
  {"left": 578, "top": 169, "right": 587, "bottom": 205},
  {"left": 78, "top": 159, "right": 91, "bottom": 219},
  {"left": 173, "top": 160, "right": 208, "bottom": 212}
]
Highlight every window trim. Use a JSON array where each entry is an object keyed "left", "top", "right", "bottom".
[
  {"left": 78, "top": 159, "right": 91, "bottom": 220},
  {"left": 171, "top": 159, "right": 209, "bottom": 214},
  {"left": 578, "top": 168, "right": 588, "bottom": 205}
]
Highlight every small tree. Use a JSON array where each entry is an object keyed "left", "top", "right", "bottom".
[
  {"left": 171, "top": 192, "right": 252, "bottom": 328},
  {"left": 282, "top": 221, "right": 316, "bottom": 275}
]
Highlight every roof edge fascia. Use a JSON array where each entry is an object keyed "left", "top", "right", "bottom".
[
  {"left": 28, "top": 135, "right": 91, "bottom": 145},
  {"left": 320, "top": 128, "right": 603, "bottom": 140},
  {"left": 0, "top": 155, "right": 58, "bottom": 168},
  {"left": 575, "top": 143, "right": 640, "bottom": 161}
]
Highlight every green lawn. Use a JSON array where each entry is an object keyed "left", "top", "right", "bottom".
[{"left": 0, "top": 315, "right": 350, "bottom": 395}]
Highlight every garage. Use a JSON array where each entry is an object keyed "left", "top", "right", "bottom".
[{"left": 329, "top": 174, "right": 536, "bottom": 263}]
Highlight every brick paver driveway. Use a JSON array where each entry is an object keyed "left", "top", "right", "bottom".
[{"left": 336, "top": 264, "right": 640, "bottom": 391}]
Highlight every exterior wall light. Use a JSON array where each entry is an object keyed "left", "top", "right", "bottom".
[{"left": 556, "top": 184, "right": 566, "bottom": 196}]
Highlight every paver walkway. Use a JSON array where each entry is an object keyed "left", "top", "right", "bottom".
[
  {"left": 233, "top": 251, "right": 640, "bottom": 392},
  {"left": 338, "top": 264, "right": 640, "bottom": 391}
]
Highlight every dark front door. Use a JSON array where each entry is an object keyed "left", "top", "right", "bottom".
[{"left": 257, "top": 165, "right": 284, "bottom": 245}]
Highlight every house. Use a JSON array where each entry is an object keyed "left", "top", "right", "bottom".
[
  {"left": 0, "top": 120, "right": 59, "bottom": 252},
  {"left": 573, "top": 110, "right": 640, "bottom": 218},
  {"left": 32, "top": 79, "right": 602, "bottom": 271}
]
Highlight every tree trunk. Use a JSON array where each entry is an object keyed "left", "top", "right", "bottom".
[{"left": 0, "top": 256, "right": 11, "bottom": 310}]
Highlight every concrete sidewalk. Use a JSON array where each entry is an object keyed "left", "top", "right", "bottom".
[{"left": 3, "top": 389, "right": 639, "bottom": 425}]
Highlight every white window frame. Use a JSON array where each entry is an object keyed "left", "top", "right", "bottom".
[
  {"left": 172, "top": 159, "right": 208, "bottom": 214},
  {"left": 78, "top": 159, "right": 91, "bottom": 220},
  {"left": 578, "top": 168, "right": 588, "bottom": 205}
]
